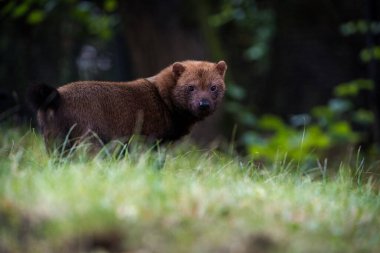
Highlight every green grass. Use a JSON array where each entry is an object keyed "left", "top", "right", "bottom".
[{"left": 1, "top": 127, "right": 380, "bottom": 253}]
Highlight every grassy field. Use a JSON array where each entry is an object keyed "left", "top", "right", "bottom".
[{"left": 1, "top": 127, "right": 380, "bottom": 253}]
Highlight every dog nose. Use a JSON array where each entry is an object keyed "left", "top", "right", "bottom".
[{"left": 199, "top": 99, "right": 210, "bottom": 110}]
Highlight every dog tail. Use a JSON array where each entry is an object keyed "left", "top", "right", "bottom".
[{"left": 27, "top": 83, "right": 61, "bottom": 111}]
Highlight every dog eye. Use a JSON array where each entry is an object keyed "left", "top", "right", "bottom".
[
  {"left": 210, "top": 85, "right": 217, "bottom": 92},
  {"left": 188, "top": 85, "right": 195, "bottom": 92}
]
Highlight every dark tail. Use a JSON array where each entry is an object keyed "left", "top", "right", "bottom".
[{"left": 27, "top": 84, "right": 60, "bottom": 111}]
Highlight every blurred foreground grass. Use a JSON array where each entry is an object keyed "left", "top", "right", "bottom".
[{"left": 1, "top": 127, "right": 380, "bottom": 253}]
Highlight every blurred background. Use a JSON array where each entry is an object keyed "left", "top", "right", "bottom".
[{"left": 1, "top": 0, "right": 380, "bottom": 163}]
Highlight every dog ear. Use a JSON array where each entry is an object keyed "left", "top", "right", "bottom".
[
  {"left": 172, "top": 62, "right": 186, "bottom": 79},
  {"left": 216, "top": 61, "right": 227, "bottom": 77}
]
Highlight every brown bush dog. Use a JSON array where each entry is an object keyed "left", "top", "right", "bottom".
[{"left": 28, "top": 60, "right": 227, "bottom": 151}]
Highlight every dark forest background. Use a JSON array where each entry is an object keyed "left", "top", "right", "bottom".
[{"left": 1, "top": 0, "right": 380, "bottom": 161}]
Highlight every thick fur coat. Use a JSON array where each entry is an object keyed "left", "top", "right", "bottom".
[{"left": 28, "top": 60, "right": 227, "bottom": 150}]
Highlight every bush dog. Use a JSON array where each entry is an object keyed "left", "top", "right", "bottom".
[{"left": 28, "top": 60, "right": 227, "bottom": 151}]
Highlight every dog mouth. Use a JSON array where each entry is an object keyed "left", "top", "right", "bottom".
[{"left": 195, "top": 110, "right": 211, "bottom": 119}]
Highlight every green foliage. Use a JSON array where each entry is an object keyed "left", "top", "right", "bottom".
[
  {"left": 340, "top": 20, "right": 380, "bottom": 63},
  {"left": 217, "top": 3, "right": 379, "bottom": 166},
  {"left": 0, "top": 127, "right": 380, "bottom": 253},
  {"left": 209, "top": 0, "right": 275, "bottom": 63},
  {"left": 71, "top": 1, "right": 119, "bottom": 40},
  {"left": 340, "top": 20, "right": 380, "bottom": 36},
  {"left": 334, "top": 79, "right": 374, "bottom": 97},
  {"left": 1, "top": 0, "right": 119, "bottom": 40},
  {"left": 360, "top": 46, "right": 380, "bottom": 63},
  {"left": 243, "top": 116, "right": 331, "bottom": 163},
  {"left": 104, "top": 0, "right": 117, "bottom": 12},
  {"left": 242, "top": 79, "right": 374, "bottom": 163},
  {"left": 27, "top": 9, "right": 45, "bottom": 24},
  {"left": 225, "top": 83, "right": 258, "bottom": 127}
]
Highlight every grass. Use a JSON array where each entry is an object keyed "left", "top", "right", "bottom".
[{"left": 1, "top": 127, "right": 380, "bottom": 253}]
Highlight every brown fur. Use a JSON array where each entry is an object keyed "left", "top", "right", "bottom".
[{"left": 29, "top": 60, "right": 227, "bottom": 150}]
